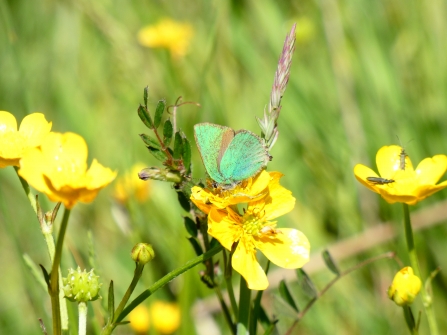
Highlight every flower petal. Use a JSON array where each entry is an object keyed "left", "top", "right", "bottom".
[
  {"left": 255, "top": 228, "right": 310, "bottom": 269},
  {"left": 353, "top": 163, "right": 381, "bottom": 193},
  {"left": 232, "top": 238, "right": 269, "bottom": 290},
  {"left": 415, "top": 155, "right": 447, "bottom": 185},
  {"left": 19, "top": 113, "right": 52, "bottom": 148},
  {"left": 0, "top": 111, "right": 18, "bottom": 133},
  {"left": 248, "top": 172, "right": 295, "bottom": 220},
  {"left": 376, "top": 145, "right": 409, "bottom": 177},
  {"left": 19, "top": 146, "right": 52, "bottom": 194},
  {"left": 208, "top": 208, "right": 242, "bottom": 250}
]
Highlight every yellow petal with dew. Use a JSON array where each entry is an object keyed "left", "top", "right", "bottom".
[
  {"left": 0, "top": 111, "right": 17, "bottom": 133},
  {"left": 415, "top": 155, "right": 447, "bottom": 185},
  {"left": 19, "top": 113, "right": 52, "bottom": 148},
  {"left": 232, "top": 238, "right": 269, "bottom": 290},
  {"left": 255, "top": 228, "right": 310, "bottom": 269},
  {"left": 376, "top": 145, "right": 413, "bottom": 177},
  {"left": 19, "top": 146, "right": 52, "bottom": 194}
]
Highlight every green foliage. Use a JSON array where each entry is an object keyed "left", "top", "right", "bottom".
[{"left": 1, "top": 0, "right": 447, "bottom": 334}]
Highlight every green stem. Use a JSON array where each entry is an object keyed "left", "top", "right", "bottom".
[
  {"left": 100, "top": 244, "right": 223, "bottom": 335},
  {"left": 14, "top": 168, "right": 69, "bottom": 333},
  {"left": 223, "top": 250, "right": 238, "bottom": 317},
  {"left": 402, "top": 204, "right": 438, "bottom": 335},
  {"left": 50, "top": 208, "right": 71, "bottom": 335},
  {"left": 78, "top": 302, "right": 87, "bottom": 335},
  {"left": 214, "top": 285, "right": 236, "bottom": 335},
  {"left": 14, "top": 166, "right": 37, "bottom": 214},
  {"left": 237, "top": 276, "right": 251, "bottom": 335}
]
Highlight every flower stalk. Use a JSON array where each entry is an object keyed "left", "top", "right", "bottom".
[
  {"left": 49, "top": 208, "right": 71, "bottom": 335},
  {"left": 78, "top": 302, "right": 87, "bottom": 335},
  {"left": 402, "top": 204, "right": 438, "bottom": 335}
]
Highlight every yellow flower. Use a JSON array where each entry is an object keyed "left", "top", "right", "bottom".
[
  {"left": 388, "top": 267, "right": 422, "bottom": 306},
  {"left": 150, "top": 301, "right": 181, "bottom": 334},
  {"left": 113, "top": 163, "right": 150, "bottom": 203},
  {"left": 205, "top": 172, "right": 310, "bottom": 290},
  {"left": 354, "top": 145, "right": 447, "bottom": 205},
  {"left": 19, "top": 132, "right": 116, "bottom": 209},
  {"left": 190, "top": 170, "right": 271, "bottom": 214},
  {"left": 129, "top": 304, "right": 151, "bottom": 334},
  {"left": 0, "top": 111, "right": 52, "bottom": 168},
  {"left": 137, "top": 18, "right": 193, "bottom": 58}
]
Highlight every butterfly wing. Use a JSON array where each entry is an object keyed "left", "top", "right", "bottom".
[
  {"left": 219, "top": 130, "right": 270, "bottom": 183},
  {"left": 194, "top": 123, "right": 234, "bottom": 184}
]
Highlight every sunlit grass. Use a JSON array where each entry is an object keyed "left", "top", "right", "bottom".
[{"left": 1, "top": 0, "right": 447, "bottom": 334}]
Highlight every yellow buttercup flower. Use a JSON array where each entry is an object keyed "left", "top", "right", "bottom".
[
  {"left": 388, "top": 266, "right": 422, "bottom": 306},
  {"left": 204, "top": 172, "right": 310, "bottom": 290},
  {"left": 137, "top": 18, "right": 193, "bottom": 58},
  {"left": 0, "top": 111, "right": 52, "bottom": 168},
  {"left": 129, "top": 304, "right": 151, "bottom": 334},
  {"left": 354, "top": 145, "right": 447, "bottom": 205},
  {"left": 113, "top": 163, "right": 150, "bottom": 203},
  {"left": 19, "top": 132, "right": 116, "bottom": 209},
  {"left": 190, "top": 170, "right": 271, "bottom": 214},
  {"left": 150, "top": 301, "right": 181, "bottom": 334}
]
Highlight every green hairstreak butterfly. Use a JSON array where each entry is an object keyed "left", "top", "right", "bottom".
[{"left": 194, "top": 122, "right": 271, "bottom": 187}]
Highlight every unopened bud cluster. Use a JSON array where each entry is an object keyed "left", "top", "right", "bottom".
[{"left": 63, "top": 267, "right": 101, "bottom": 303}]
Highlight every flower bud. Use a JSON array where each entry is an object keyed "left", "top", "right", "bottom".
[
  {"left": 131, "top": 243, "right": 155, "bottom": 264},
  {"left": 63, "top": 267, "right": 101, "bottom": 303},
  {"left": 388, "top": 267, "right": 422, "bottom": 306},
  {"left": 139, "top": 167, "right": 182, "bottom": 183}
]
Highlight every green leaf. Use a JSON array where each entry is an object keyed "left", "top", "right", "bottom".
[
  {"left": 139, "top": 134, "right": 161, "bottom": 149},
  {"left": 108, "top": 280, "right": 115, "bottom": 321},
  {"left": 177, "top": 191, "right": 191, "bottom": 212},
  {"left": 143, "top": 86, "right": 149, "bottom": 109},
  {"left": 279, "top": 280, "right": 299, "bottom": 312},
  {"left": 187, "top": 237, "right": 203, "bottom": 256},
  {"left": 184, "top": 216, "right": 198, "bottom": 237},
  {"left": 210, "top": 237, "right": 220, "bottom": 249},
  {"left": 147, "top": 147, "right": 168, "bottom": 162},
  {"left": 173, "top": 132, "right": 183, "bottom": 159},
  {"left": 39, "top": 264, "right": 51, "bottom": 288},
  {"left": 322, "top": 249, "right": 340, "bottom": 276},
  {"left": 296, "top": 269, "right": 317, "bottom": 299},
  {"left": 403, "top": 305, "right": 416, "bottom": 333},
  {"left": 182, "top": 136, "right": 192, "bottom": 172},
  {"left": 137, "top": 104, "right": 154, "bottom": 129},
  {"left": 154, "top": 99, "right": 166, "bottom": 128},
  {"left": 163, "top": 119, "right": 174, "bottom": 146}
]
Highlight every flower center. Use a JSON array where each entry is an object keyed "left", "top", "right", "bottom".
[{"left": 242, "top": 211, "right": 278, "bottom": 238}]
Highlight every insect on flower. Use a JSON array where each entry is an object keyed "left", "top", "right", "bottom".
[
  {"left": 399, "top": 147, "right": 408, "bottom": 170},
  {"left": 366, "top": 177, "right": 395, "bottom": 185}
]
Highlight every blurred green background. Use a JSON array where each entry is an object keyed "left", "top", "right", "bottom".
[{"left": 1, "top": 0, "right": 447, "bottom": 334}]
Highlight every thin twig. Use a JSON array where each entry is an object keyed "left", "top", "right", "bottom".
[{"left": 285, "top": 251, "right": 396, "bottom": 335}]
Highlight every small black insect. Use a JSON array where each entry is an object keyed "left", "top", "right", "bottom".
[
  {"left": 366, "top": 177, "right": 395, "bottom": 185},
  {"left": 399, "top": 146, "right": 407, "bottom": 171}
]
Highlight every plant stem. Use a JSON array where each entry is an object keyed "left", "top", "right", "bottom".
[
  {"left": 100, "top": 244, "right": 223, "bottom": 335},
  {"left": 237, "top": 276, "right": 251, "bottom": 335},
  {"left": 402, "top": 204, "right": 438, "bottom": 335},
  {"left": 50, "top": 208, "right": 71, "bottom": 335},
  {"left": 14, "top": 166, "right": 37, "bottom": 213},
  {"left": 78, "top": 302, "right": 87, "bottom": 335}
]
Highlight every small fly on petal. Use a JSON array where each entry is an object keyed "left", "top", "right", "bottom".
[{"left": 366, "top": 177, "right": 395, "bottom": 185}]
